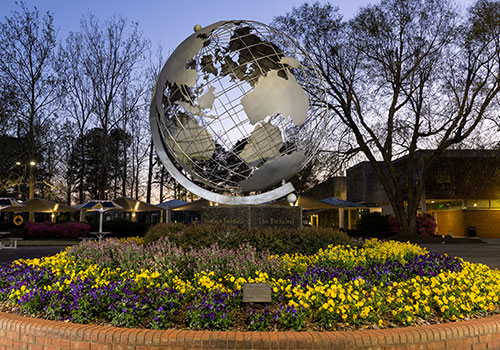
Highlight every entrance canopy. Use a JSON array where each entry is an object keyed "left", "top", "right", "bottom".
[{"left": 321, "top": 197, "right": 369, "bottom": 208}]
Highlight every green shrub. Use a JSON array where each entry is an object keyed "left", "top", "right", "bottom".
[
  {"left": 354, "top": 212, "right": 394, "bottom": 238},
  {"left": 388, "top": 214, "right": 437, "bottom": 237},
  {"left": 144, "top": 223, "right": 356, "bottom": 255}
]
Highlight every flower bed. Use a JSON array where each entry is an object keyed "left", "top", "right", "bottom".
[
  {"left": 0, "top": 238, "right": 499, "bottom": 331},
  {"left": 23, "top": 221, "right": 91, "bottom": 239}
]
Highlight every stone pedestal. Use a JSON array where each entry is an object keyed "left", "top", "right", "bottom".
[{"left": 201, "top": 205, "right": 302, "bottom": 229}]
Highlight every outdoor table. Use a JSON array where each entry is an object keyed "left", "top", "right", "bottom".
[
  {"left": 2, "top": 237, "right": 22, "bottom": 249},
  {"left": 78, "top": 236, "right": 96, "bottom": 242},
  {"left": 0, "top": 232, "right": 10, "bottom": 249},
  {"left": 89, "top": 231, "right": 111, "bottom": 241}
]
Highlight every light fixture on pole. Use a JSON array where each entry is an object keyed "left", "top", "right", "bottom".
[
  {"left": 15, "top": 161, "right": 37, "bottom": 200},
  {"left": 28, "top": 161, "right": 36, "bottom": 199}
]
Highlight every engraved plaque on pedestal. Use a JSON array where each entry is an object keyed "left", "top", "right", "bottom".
[
  {"left": 242, "top": 283, "right": 272, "bottom": 303},
  {"left": 201, "top": 205, "right": 301, "bottom": 229}
]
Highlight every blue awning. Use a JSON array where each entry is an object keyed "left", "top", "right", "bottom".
[{"left": 321, "top": 197, "right": 367, "bottom": 208}]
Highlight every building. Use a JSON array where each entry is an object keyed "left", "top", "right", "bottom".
[{"left": 346, "top": 150, "right": 500, "bottom": 237}]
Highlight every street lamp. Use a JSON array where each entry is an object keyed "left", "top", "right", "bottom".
[
  {"left": 28, "top": 161, "right": 36, "bottom": 200},
  {"left": 15, "top": 161, "right": 36, "bottom": 199}
]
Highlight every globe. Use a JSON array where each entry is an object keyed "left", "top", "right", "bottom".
[{"left": 150, "top": 20, "right": 328, "bottom": 205}]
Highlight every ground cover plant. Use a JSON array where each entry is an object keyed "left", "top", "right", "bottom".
[{"left": 0, "top": 237, "right": 499, "bottom": 331}]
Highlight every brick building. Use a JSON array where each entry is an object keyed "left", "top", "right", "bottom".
[{"left": 346, "top": 150, "right": 500, "bottom": 237}]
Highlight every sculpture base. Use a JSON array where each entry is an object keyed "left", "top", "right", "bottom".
[{"left": 201, "top": 205, "right": 302, "bottom": 229}]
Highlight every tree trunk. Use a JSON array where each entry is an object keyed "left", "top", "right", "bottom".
[
  {"left": 146, "top": 140, "right": 154, "bottom": 203},
  {"left": 122, "top": 137, "right": 127, "bottom": 197},
  {"left": 160, "top": 167, "right": 165, "bottom": 202}
]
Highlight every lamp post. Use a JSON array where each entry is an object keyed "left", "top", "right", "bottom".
[
  {"left": 28, "top": 160, "right": 36, "bottom": 199},
  {"left": 15, "top": 161, "right": 36, "bottom": 199}
]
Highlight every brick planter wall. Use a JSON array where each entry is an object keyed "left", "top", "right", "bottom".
[{"left": 1, "top": 311, "right": 500, "bottom": 350}]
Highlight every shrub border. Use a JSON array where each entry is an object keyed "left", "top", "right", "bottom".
[{"left": 1, "top": 311, "right": 500, "bottom": 349}]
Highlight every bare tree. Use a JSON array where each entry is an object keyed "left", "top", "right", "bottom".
[
  {"left": 0, "top": 2, "right": 60, "bottom": 199},
  {"left": 145, "top": 44, "right": 165, "bottom": 203},
  {"left": 76, "top": 13, "right": 149, "bottom": 198},
  {"left": 274, "top": 0, "right": 500, "bottom": 235},
  {"left": 58, "top": 31, "right": 97, "bottom": 203}
]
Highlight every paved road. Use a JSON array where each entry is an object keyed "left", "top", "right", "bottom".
[
  {"left": 0, "top": 246, "right": 67, "bottom": 265},
  {"left": 422, "top": 239, "right": 500, "bottom": 270}
]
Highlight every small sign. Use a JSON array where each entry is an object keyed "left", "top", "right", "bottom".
[{"left": 242, "top": 283, "right": 272, "bottom": 303}]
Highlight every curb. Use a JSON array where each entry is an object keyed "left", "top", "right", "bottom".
[{"left": 1, "top": 312, "right": 500, "bottom": 349}]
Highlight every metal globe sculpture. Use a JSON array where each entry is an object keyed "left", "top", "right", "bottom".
[{"left": 150, "top": 20, "right": 328, "bottom": 205}]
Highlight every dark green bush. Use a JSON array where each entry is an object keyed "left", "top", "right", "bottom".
[
  {"left": 354, "top": 212, "right": 394, "bottom": 238},
  {"left": 144, "top": 223, "right": 356, "bottom": 255},
  {"left": 92, "top": 218, "right": 149, "bottom": 238}
]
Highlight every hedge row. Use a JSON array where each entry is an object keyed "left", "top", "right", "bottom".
[{"left": 144, "top": 223, "right": 357, "bottom": 255}]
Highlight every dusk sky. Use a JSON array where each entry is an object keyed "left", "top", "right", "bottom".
[{"left": 1, "top": 0, "right": 475, "bottom": 56}]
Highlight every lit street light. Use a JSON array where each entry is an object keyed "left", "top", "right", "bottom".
[{"left": 15, "top": 161, "right": 37, "bottom": 200}]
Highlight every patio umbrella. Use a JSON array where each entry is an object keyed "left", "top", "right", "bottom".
[
  {"left": 172, "top": 199, "right": 211, "bottom": 211},
  {"left": 157, "top": 199, "right": 187, "bottom": 210},
  {"left": 156, "top": 199, "right": 188, "bottom": 223},
  {"left": 1, "top": 198, "right": 78, "bottom": 222},
  {"left": 112, "top": 197, "right": 162, "bottom": 212},
  {"left": 2, "top": 198, "right": 78, "bottom": 212},
  {"left": 0, "top": 198, "right": 24, "bottom": 211},
  {"left": 112, "top": 197, "right": 163, "bottom": 222},
  {"left": 80, "top": 200, "right": 123, "bottom": 233}
]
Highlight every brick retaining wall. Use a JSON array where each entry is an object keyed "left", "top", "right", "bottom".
[{"left": 1, "top": 311, "right": 500, "bottom": 349}]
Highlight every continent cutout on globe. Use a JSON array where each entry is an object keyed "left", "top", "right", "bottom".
[
  {"left": 279, "top": 56, "right": 301, "bottom": 68},
  {"left": 175, "top": 86, "right": 216, "bottom": 119},
  {"left": 164, "top": 21, "right": 224, "bottom": 87},
  {"left": 167, "top": 118, "right": 215, "bottom": 163},
  {"left": 241, "top": 69, "right": 309, "bottom": 126},
  {"left": 197, "top": 86, "right": 216, "bottom": 109},
  {"left": 239, "top": 150, "right": 307, "bottom": 192},
  {"left": 239, "top": 122, "right": 283, "bottom": 164}
]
